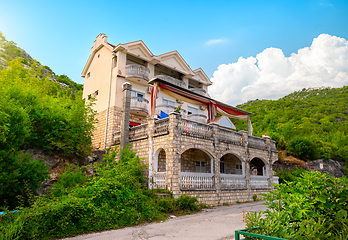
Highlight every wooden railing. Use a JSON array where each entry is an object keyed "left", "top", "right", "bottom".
[
  {"left": 129, "top": 124, "right": 148, "bottom": 141},
  {"left": 130, "top": 97, "right": 149, "bottom": 113},
  {"left": 187, "top": 114, "right": 207, "bottom": 123},
  {"left": 180, "top": 172, "right": 215, "bottom": 190},
  {"left": 220, "top": 174, "right": 246, "bottom": 189},
  {"left": 250, "top": 175, "right": 269, "bottom": 189},
  {"left": 248, "top": 136, "right": 266, "bottom": 150},
  {"left": 126, "top": 64, "right": 150, "bottom": 81},
  {"left": 219, "top": 128, "right": 243, "bottom": 145},
  {"left": 153, "top": 172, "right": 166, "bottom": 189},
  {"left": 154, "top": 118, "right": 169, "bottom": 136},
  {"left": 155, "top": 74, "right": 186, "bottom": 88},
  {"left": 180, "top": 119, "right": 213, "bottom": 139}
]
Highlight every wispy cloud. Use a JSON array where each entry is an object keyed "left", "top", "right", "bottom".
[
  {"left": 205, "top": 39, "right": 227, "bottom": 45},
  {"left": 320, "top": 2, "right": 333, "bottom": 7}
]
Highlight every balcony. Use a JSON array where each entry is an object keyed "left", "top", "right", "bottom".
[
  {"left": 155, "top": 104, "right": 187, "bottom": 118},
  {"left": 126, "top": 64, "right": 150, "bottom": 83},
  {"left": 130, "top": 97, "right": 149, "bottom": 116},
  {"left": 154, "top": 75, "right": 186, "bottom": 88},
  {"left": 189, "top": 87, "right": 206, "bottom": 96},
  {"left": 180, "top": 172, "right": 215, "bottom": 190},
  {"left": 187, "top": 114, "right": 207, "bottom": 123}
]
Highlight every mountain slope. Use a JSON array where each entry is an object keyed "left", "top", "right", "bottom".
[
  {"left": 0, "top": 31, "right": 82, "bottom": 91},
  {"left": 234, "top": 86, "right": 348, "bottom": 164}
]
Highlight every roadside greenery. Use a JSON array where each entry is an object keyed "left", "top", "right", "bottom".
[
  {"left": 234, "top": 87, "right": 348, "bottom": 165},
  {"left": 244, "top": 171, "right": 348, "bottom": 239},
  {"left": 0, "top": 148, "right": 204, "bottom": 240}
]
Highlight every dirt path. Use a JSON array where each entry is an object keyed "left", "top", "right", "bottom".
[{"left": 65, "top": 201, "right": 266, "bottom": 240}]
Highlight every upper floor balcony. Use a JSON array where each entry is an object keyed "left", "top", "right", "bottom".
[
  {"left": 126, "top": 64, "right": 150, "bottom": 83},
  {"left": 130, "top": 97, "right": 149, "bottom": 116},
  {"left": 187, "top": 114, "right": 207, "bottom": 123},
  {"left": 154, "top": 75, "right": 186, "bottom": 88},
  {"left": 155, "top": 104, "right": 187, "bottom": 118},
  {"left": 189, "top": 87, "right": 206, "bottom": 96}
]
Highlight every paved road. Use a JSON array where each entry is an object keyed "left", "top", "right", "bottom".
[{"left": 65, "top": 201, "right": 266, "bottom": 240}]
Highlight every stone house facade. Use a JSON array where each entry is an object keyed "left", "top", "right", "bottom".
[{"left": 82, "top": 34, "right": 279, "bottom": 205}]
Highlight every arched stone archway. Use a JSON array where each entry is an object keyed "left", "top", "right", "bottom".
[
  {"left": 250, "top": 157, "right": 266, "bottom": 176},
  {"left": 220, "top": 153, "right": 244, "bottom": 176},
  {"left": 180, "top": 148, "right": 214, "bottom": 190}
]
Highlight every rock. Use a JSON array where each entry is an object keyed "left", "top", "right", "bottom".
[
  {"left": 304, "top": 159, "right": 344, "bottom": 178},
  {"left": 24, "top": 148, "right": 61, "bottom": 170}
]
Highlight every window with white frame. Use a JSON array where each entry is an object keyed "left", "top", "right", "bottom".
[
  {"left": 195, "top": 161, "right": 206, "bottom": 173},
  {"left": 131, "top": 90, "right": 144, "bottom": 98},
  {"left": 163, "top": 99, "right": 175, "bottom": 107},
  {"left": 188, "top": 106, "right": 198, "bottom": 115}
]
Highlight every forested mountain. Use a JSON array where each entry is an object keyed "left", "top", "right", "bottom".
[
  {"left": 234, "top": 86, "right": 348, "bottom": 166},
  {"left": 0, "top": 31, "right": 82, "bottom": 91}
]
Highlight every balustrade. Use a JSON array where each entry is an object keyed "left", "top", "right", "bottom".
[
  {"left": 154, "top": 118, "right": 169, "bottom": 136},
  {"left": 153, "top": 172, "right": 166, "bottom": 189},
  {"left": 155, "top": 105, "right": 187, "bottom": 118},
  {"left": 126, "top": 64, "right": 150, "bottom": 81},
  {"left": 155, "top": 74, "right": 186, "bottom": 88},
  {"left": 130, "top": 97, "right": 149, "bottom": 113},
  {"left": 187, "top": 114, "right": 207, "bottom": 123},
  {"left": 219, "top": 128, "right": 243, "bottom": 145},
  {"left": 180, "top": 172, "right": 215, "bottom": 190},
  {"left": 220, "top": 174, "right": 246, "bottom": 189},
  {"left": 129, "top": 124, "right": 148, "bottom": 141},
  {"left": 180, "top": 119, "right": 213, "bottom": 139},
  {"left": 248, "top": 136, "right": 267, "bottom": 150},
  {"left": 250, "top": 175, "right": 269, "bottom": 189}
]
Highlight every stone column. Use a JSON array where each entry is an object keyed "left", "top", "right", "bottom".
[
  {"left": 240, "top": 130, "right": 251, "bottom": 200},
  {"left": 210, "top": 122, "right": 221, "bottom": 204},
  {"left": 147, "top": 118, "right": 155, "bottom": 189},
  {"left": 166, "top": 112, "right": 181, "bottom": 197},
  {"left": 120, "top": 82, "right": 132, "bottom": 150},
  {"left": 263, "top": 135, "right": 273, "bottom": 187}
]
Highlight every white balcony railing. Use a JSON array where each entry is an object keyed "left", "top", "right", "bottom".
[
  {"left": 273, "top": 176, "right": 279, "bottom": 184},
  {"left": 180, "top": 172, "right": 215, "bottom": 190},
  {"left": 126, "top": 64, "right": 150, "bottom": 81},
  {"left": 220, "top": 174, "right": 246, "bottom": 189},
  {"left": 187, "top": 114, "right": 207, "bottom": 123},
  {"left": 189, "top": 87, "right": 206, "bottom": 96},
  {"left": 130, "top": 97, "right": 149, "bottom": 113},
  {"left": 250, "top": 175, "right": 269, "bottom": 189},
  {"left": 155, "top": 75, "right": 186, "bottom": 88},
  {"left": 155, "top": 105, "right": 187, "bottom": 118},
  {"left": 153, "top": 172, "right": 166, "bottom": 189}
]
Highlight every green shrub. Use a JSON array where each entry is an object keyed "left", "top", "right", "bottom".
[
  {"left": 157, "top": 198, "right": 176, "bottom": 213},
  {"left": 244, "top": 171, "right": 348, "bottom": 239},
  {"left": 252, "top": 194, "right": 257, "bottom": 201},
  {"left": 0, "top": 150, "right": 49, "bottom": 210},
  {"left": 274, "top": 167, "right": 306, "bottom": 184},
  {"left": 177, "top": 194, "right": 199, "bottom": 212}
]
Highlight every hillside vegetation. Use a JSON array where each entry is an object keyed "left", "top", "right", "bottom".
[
  {"left": 0, "top": 33, "right": 96, "bottom": 210},
  {"left": 234, "top": 86, "right": 348, "bottom": 167}
]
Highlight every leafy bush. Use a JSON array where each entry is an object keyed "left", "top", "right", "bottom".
[
  {"left": 0, "top": 59, "right": 96, "bottom": 157},
  {"left": 0, "top": 150, "right": 49, "bottom": 210},
  {"left": 244, "top": 171, "right": 348, "bottom": 239},
  {"left": 177, "top": 194, "right": 199, "bottom": 212},
  {"left": 274, "top": 167, "right": 306, "bottom": 184}
]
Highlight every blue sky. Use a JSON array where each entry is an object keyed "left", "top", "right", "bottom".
[{"left": 1, "top": 0, "right": 348, "bottom": 105}]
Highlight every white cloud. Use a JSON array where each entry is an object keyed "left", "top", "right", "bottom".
[
  {"left": 209, "top": 34, "right": 348, "bottom": 106},
  {"left": 205, "top": 39, "right": 227, "bottom": 45}
]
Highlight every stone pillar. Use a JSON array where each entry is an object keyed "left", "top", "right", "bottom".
[
  {"left": 147, "top": 118, "right": 155, "bottom": 189},
  {"left": 120, "top": 82, "right": 132, "bottom": 150},
  {"left": 263, "top": 135, "right": 273, "bottom": 187},
  {"left": 166, "top": 112, "right": 181, "bottom": 197},
  {"left": 210, "top": 122, "right": 221, "bottom": 204},
  {"left": 240, "top": 130, "right": 251, "bottom": 200}
]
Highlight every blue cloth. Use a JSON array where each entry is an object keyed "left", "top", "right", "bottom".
[{"left": 159, "top": 111, "right": 169, "bottom": 119}]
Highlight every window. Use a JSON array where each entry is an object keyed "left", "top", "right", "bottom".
[
  {"left": 220, "top": 158, "right": 225, "bottom": 174},
  {"left": 131, "top": 90, "right": 144, "bottom": 98},
  {"left": 87, "top": 72, "right": 90, "bottom": 78},
  {"left": 188, "top": 106, "right": 198, "bottom": 115},
  {"left": 163, "top": 99, "right": 175, "bottom": 107},
  {"left": 195, "top": 161, "right": 206, "bottom": 173},
  {"left": 98, "top": 54, "right": 100, "bottom": 58}
]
